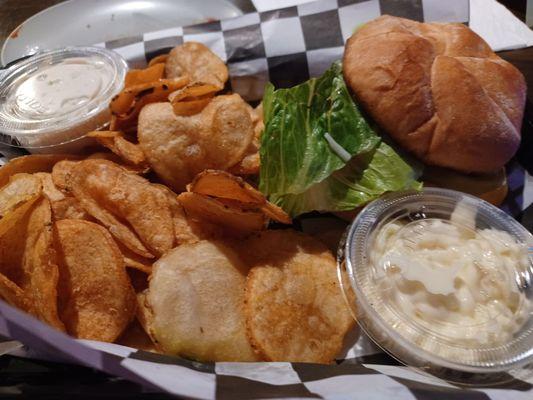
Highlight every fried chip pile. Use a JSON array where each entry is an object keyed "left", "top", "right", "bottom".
[{"left": 0, "top": 42, "right": 354, "bottom": 364}]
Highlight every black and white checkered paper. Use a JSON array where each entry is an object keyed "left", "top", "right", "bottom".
[{"left": 1, "top": 0, "right": 533, "bottom": 398}]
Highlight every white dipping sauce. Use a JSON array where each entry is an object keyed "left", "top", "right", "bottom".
[
  {"left": 10, "top": 57, "right": 113, "bottom": 119},
  {"left": 371, "top": 201, "right": 530, "bottom": 346}
]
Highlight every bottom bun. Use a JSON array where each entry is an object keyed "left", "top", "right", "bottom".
[{"left": 423, "top": 166, "right": 508, "bottom": 206}]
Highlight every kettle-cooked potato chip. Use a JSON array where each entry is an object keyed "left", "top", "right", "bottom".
[
  {"left": 188, "top": 170, "right": 291, "bottom": 224},
  {"left": 87, "top": 131, "right": 147, "bottom": 167},
  {"left": 146, "top": 240, "right": 259, "bottom": 361},
  {"left": 0, "top": 154, "right": 80, "bottom": 189},
  {"left": 55, "top": 219, "right": 136, "bottom": 342},
  {"left": 166, "top": 42, "right": 228, "bottom": 88},
  {"left": 35, "top": 173, "right": 89, "bottom": 221},
  {"left": 0, "top": 174, "right": 42, "bottom": 218},
  {"left": 23, "top": 197, "right": 65, "bottom": 331},
  {"left": 0, "top": 272, "right": 33, "bottom": 313},
  {"left": 240, "top": 230, "right": 354, "bottom": 364},
  {"left": 138, "top": 94, "right": 254, "bottom": 192},
  {"left": 178, "top": 192, "right": 267, "bottom": 233}
]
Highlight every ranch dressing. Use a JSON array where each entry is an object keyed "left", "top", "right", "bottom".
[
  {"left": 370, "top": 201, "right": 530, "bottom": 346},
  {"left": 9, "top": 57, "right": 113, "bottom": 119}
]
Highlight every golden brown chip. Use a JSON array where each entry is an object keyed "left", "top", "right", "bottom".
[
  {"left": 148, "top": 54, "right": 169, "bottom": 67},
  {"left": 169, "top": 83, "right": 220, "bottom": 117},
  {"left": 0, "top": 154, "right": 80, "bottom": 189},
  {"left": 188, "top": 170, "right": 291, "bottom": 224},
  {"left": 0, "top": 173, "right": 42, "bottom": 217},
  {"left": 146, "top": 240, "right": 259, "bottom": 361},
  {"left": 55, "top": 159, "right": 185, "bottom": 258},
  {"left": 35, "top": 172, "right": 89, "bottom": 221},
  {"left": 55, "top": 219, "right": 136, "bottom": 342},
  {"left": 138, "top": 94, "right": 254, "bottom": 191},
  {"left": 0, "top": 272, "right": 33, "bottom": 313},
  {"left": 124, "top": 63, "right": 165, "bottom": 88},
  {"left": 110, "top": 77, "right": 190, "bottom": 130},
  {"left": 87, "top": 131, "right": 147, "bottom": 167},
  {"left": 22, "top": 197, "right": 65, "bottom": 331},
  {"left": 240, "top": 230, "right": 354, "bottom": 363},
  {"left": 116, "top": 319, "right": 158, "bottom": 352},
  {"left": 178, "top": 192, "right": 267, "bottom": 233},
  {"left": 166, "top": 42, "right": 228, "bottom": 88}
]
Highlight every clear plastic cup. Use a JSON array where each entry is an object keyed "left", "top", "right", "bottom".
[
  {"left": 0, "top": 47, "right": 127, "bottom": 154},
  {"left": 338, "top": 187, "right": 533, "bottom": 385}
]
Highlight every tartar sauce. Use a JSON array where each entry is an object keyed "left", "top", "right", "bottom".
[
  {"left": 370, "top": 201, "right": 530, "bottom": 346},
  {"left": 9, "top": 57, "right": 114, "bottom": 119}
]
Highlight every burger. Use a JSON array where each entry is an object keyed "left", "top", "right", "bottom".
[{"left": 342, "top": 15, "right": 527, "bottom": 206}]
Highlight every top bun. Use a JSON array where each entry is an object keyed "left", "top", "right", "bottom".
[{"left": 343, "top": 15, "right": 526, "bottom": 173}]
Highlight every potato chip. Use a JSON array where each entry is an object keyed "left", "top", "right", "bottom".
[
  {"left": 0, "top": 173, "right": 42, "bottom": 218},
  {"left": 34, "top": 172, "right": 89, "bottom": 221},
  {"left": 178, "top": 192, "right": 267, "bottom": 233},
  {"left": 116, "top": 319, "right": 158, "bottom": 352},
  {"left": 189, "top": 170, "right": 291, "bottom": 224},
  {"left": 55, "top": 219, "right": 136, "bottom": 342},
  {"left": 166, "top": 42, "right": 228, "bottom": 88},
  {"left": 146, "top": 240, "right": 259, "bottom": 361},
  {"left": 0, "top": 272, "right": 33, "bottom": 313},
  {"left": 22, "top": 197, "right": 65, "bottom": 331},
  {"left": 240, "top": 230, "right": 354, "bottom": 363},
  {"left": 87, "top": 131, "right": 147, "bottom": 167},
  {"left": 138, "top": 94, "right": 254, "bottom": 191},
  {"left": 169, "top": 83, "right": 220, "bottom": 117},
  {"left": 229, "top": 103, "right": 263, "bottom": 176},
  {"left": 148, "top": 54, "right": 168, "bottom": 67},
  {"left": 124, "top": 63, "right": 165, "bottom": 88},
  {"left": 0, "top": 154, "right": 80, "bottom": 189},
  {"left": 57, "top": 159, "right": 185, "bottom": 257},
  {"left": 136, "top": 291, "right": 158, "bottom": 346},
  {"left": 110, "top": 77, "right": 189, "bottom": 130}
]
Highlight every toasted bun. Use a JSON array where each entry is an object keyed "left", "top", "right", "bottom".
[{"left": 343, "top": 16, "right": 526, "bottom": 173}]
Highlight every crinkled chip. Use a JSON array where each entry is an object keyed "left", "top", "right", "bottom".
[
  {"left": 240, "top": 230, "right": 354, "bottom": 363},
  {"left": 138, "top": 94, "right": 254, "bottom": 191},
  {"left": 55, "top": 219, "right": 136, "bottom": 342},
  {"left": 165, "top": 42, "right": 228, "bottom": 88},
  {"left": 146, "top": 240, "right": 259, "bottom": 361}
]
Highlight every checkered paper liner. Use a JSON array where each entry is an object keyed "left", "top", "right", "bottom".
[{"left": 1, "top": 0, "right": 533, "bottom": 398}]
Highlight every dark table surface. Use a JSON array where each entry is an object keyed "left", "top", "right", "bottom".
[{"left": 0, "top": 1, "right": 532, "bottom": 398}]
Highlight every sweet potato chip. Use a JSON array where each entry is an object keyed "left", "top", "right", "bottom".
[
  {"left": 189, "top": 170, "right": 291, "bottom": 224},
  {"left": 87, "top": 131, "right": 147, "bottom": 167},
  {"left": 0, "top": 174, "right": 42, "bottom": 218},
  {"left": 124, "top": 63, "right": 165, "bottom": 88},
  {"left": 146, "top": 240, "right": 258, "bottom": 361},
  {"left": 240, "top": 230, "right": 354, "bottom": 363},
  {"left": 169, "top": 83, "right": 219, "bottom": 116},
  {"left": 178, "top": 192, "right": 267, "bottom": 233},
  {"left": 0, "top": 154, "right": 80, "bottom": 189},
  {"left": 23, "top": 197, "right": 65, "bottom": 331},
  {"left": 166, "top": 42, "right": 228, "bottom": 88},
  {"left": 55, "top": 219, "right": 136, "bottom": 342},
  {"left": 110, "top": 77, "right": 189, "bottom": 130}
]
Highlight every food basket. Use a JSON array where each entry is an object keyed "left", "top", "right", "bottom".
[{"left": 1, "top": 0, "right": 532, "bottom": 398}]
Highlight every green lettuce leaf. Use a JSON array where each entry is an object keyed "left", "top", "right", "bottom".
[
  {"left": 269, "top": 142, "right": 423, "bottom": 216},
  {"left": 260, "top": 62, "right": 421, "bottom": 217}
]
